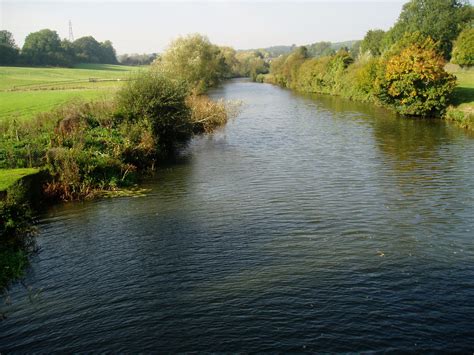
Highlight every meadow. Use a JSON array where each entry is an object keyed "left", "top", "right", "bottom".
[{"left": 0, "top": 64, "right": 143, "bottom": 122}]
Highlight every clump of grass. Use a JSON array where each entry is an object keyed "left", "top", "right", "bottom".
[
  {"left": 187, "top": 95, "right": 228, "bottom": 133},
  {"left": 445, "top": 106, "right": 474, "bottom": 130}
]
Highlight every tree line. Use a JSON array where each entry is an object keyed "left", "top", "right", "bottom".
[
  {"left": 0, "top": 29, "right": 118, "bottom": 66},
  {"left": 266, "top": 0, "right": 473, "bottom": 117}
]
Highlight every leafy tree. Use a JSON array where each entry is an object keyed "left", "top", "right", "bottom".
[
  {"left": 118, "top": 53, "right": 158, "bottom": 66},
  {"left": 451, "top": 27, "right": 474, "bottom": 67},
  {"left": 218, "top": 46, "right": 240, "bottom": 78},
  {"left": 376, "top": 35, "right": 456, "bottom": 116},
  {"left": 360, "top": 29, "right": 386, "bottom": 56},
  {"left": 73, "top": 36, "right": 102, "bottom": 63},
  {"left": 0, "top": 30, "right": 19, "bottom": 65},
  {"left": 235, "top": 50, "right": 269, "bottom": 80},
  {"left": 158, "top": 34, "right": 227, "bottom": 93},
  {"left": 307, "top": 41, "right": 335, "bottom": 58},
  {"left": 22, "top": 29, "right": 71, "bottom": 66},
  {"left": 99, "top": 40, "right": 118, "bottom": 64},
  {"left": 385, "top": 0, "right": 473, "bottom": 59}
]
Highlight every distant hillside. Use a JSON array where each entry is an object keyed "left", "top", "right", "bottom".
[{"left": 243, "top": 40, "right": 360, "bottom": 58}]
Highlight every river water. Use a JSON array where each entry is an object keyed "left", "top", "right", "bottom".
[{"left": 1, "top": 80, "right": 474, "bottom": 352}]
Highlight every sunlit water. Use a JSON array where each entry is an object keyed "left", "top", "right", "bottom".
[{"left": 1, "top": 80, "right": 474, "bottom": 352}]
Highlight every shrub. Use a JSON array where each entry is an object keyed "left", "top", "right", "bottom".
[
  {"left": 0, "top": 191, "right": 37, "bottom": 291},
  {"left": 451, "top": 28, "right": 474, "bottom": 67},
  {"left": 117, "top": 71, "right": 193, "bottom": 154},
  {"left": 376, "top": 36, "right": 457, "bottom": 116},
  {"left": 186, "top": 95, "right": 229, "bottom": 134}
]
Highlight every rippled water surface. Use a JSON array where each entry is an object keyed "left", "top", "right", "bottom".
[{"left": 2, "top": 80, "right": 474, "bottom": 352}]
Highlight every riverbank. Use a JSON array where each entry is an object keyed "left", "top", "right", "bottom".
[
  {"left": 0, "top": 67, "right": 237, "bottom": 296},
  {"left": 264, "top": 37, "right": 473, "bottom": 130},
  {"left": 445, "top": 66, "right": 474, "bottom": 130}
]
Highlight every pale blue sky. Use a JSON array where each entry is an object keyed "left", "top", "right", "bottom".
[{"left": 1, "top": 1, "right": 405, "bottom": 54}]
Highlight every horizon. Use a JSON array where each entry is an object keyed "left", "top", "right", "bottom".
[{"left": 2, "top": 0, "right": 405, "bottom": 54}]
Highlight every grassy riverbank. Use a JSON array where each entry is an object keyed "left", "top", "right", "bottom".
[
  {"left": 0, "top": 35, "right": 238, "bottom": 295},
  {"left": 445, "top": 66, "right": 474, "bottom": 130}
]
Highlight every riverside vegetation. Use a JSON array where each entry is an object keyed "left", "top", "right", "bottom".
[
  {"left": 0, "top": 34, "right": 240, "bottom": 294},
  {"left": 264, "top": 0, "right": 473, "bottom": 128},
  {"left": 1, "top": 0, "right": 473, "bottom": 295}
]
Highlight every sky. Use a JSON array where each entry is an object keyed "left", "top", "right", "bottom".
[{"left": 1, "top": 0, "right": 405, "bottom": 54}]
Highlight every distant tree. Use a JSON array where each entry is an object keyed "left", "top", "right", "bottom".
[
  {"left": 159, "top": 34, "right": 226, "bottom": 93},
  {"left": 384, "top": 0, "right": 473, "bottom": 59},
  {"left": 350, "top": 41, "right": 362, "bottom": 57},
  {"left": 218, "top": 46, "right": 239, "bottom": 78},
  {"left": 0, "top": 30, "right": 19, "bottom": 65},
  {"left": 21, "top": 29, "right": 71, "bottom": 66},
  {"left": 99, "top": 40, "right": 118, "bottom": 64},
  {"left": 235, "top": 50, "right": 269, "bottom": 80},
  {"left": 307, "top": 41, "right": 335, "bottom": 58},
  {"left": 118, "top": 53, "right": 158, "bottom": 66},
  {"left": 360, "top": 29, "right": 386, "bottom": 56},
  {"left": 73, "top": 36, "right": 103, "bottom": 63},
  {"left": 451, "top": 27, "right": 474, "bottom": 67},
  {"left": 60, "top": 39, "right": 76, "bottom": 63}
]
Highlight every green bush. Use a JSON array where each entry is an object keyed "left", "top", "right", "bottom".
[
  {"left": 376, "top": 36, "right": 456, "bottom": 116},
  {"left": 0, "top": 197, "right": 37, "bottom": 292},
  {"left": 117, "top": 71, "right": 193, "bottom": 154},
  {"left": 452, "top": 28, "right": 474, "bottom": 67}
]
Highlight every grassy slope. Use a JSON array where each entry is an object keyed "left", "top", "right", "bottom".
[
  {"left": 446, "top": 65, "right": 474, "bottom": 130},
  {"left": 0, "top": 168, "right": 39, "bottom": 192},
  {"left": 0, "top": 64, "right": 143, "bottom": 122}
]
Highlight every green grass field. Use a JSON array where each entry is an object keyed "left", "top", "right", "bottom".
[
  {"left": 0, "top": 63, "right": 143, "bottom": 122},
  {"left": 0, "top": 168, "right": 39, "bottom": 192}
]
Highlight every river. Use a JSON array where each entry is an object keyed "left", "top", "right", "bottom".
[{"left": 1, "top": 79, "right": 474, "bottom": 352}]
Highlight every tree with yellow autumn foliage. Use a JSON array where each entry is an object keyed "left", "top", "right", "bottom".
[{"left": 376, "top": 34, "right": 456, "bottom": 116}]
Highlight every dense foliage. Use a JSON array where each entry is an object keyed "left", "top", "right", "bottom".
[
  {"left": 0, "top": 29, "right": 118, "bottom": 67},
  {"left": 451, "top": 28, "right": 474, "bottom": 67},
  {"left": 0, "top": 186, "right": 37, "bottom": 292},
  {"left": 383, "top": 0, "right": 473, "bottom": 59},
  {"left": 263, "top": 0, "right": 472, "bottom": 117},
  {"left": 360, "top": 30, "right": 386, "bottom": 56},
  {"left": 158, "top": 34, "right": 229, "bottom": 93},
  {"left": 0, "top": 30, "right": 20, "bottom": 65},
  {"left": 117, "top": 71, "right": 193, "bottom": 154},
  {"left": 376, "top": 36, "right": 456, "bottom": 116},
  {"left": 72, "top": 37, "right": 117, "bottom": 64},
  {"left": 21, "top": 29, "right": 73, "bottom": 66},
  {"left": 118, "top": 53, "right": 158, "bottom": 66},
  {"left": 268, "top": 33, "right": 456, "bottom": 117}
]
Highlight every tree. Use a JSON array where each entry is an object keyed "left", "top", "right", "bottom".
[
  {"left": 376, "top": 35, "right": 456, "bottom": 116},
  {"left": 73, "top": 36, "right": 103, "bottom": 63},
  {"left": 99, "top": 40, "right": 118, "bottom": 64},
  {"left": 158, "top": 34, "right": 226, "bottom": 93},
  {"left": 21, "top": 29, "right": 71, "bottom": 66},
  {"left": 307, "top": 41, "right": 335, "bottom": 58},
  {"left": 0, "top": 30, "right": 19, "bottom": 65},
  {"left": 451, "top": 27, "right": 474, "bottom": 67},
  {"left": 235, "top": 51, "right": 269, "bottom": 80},
  {"left": 360, "top": 30, "right": 386, "bottom": 56},
  {"left": 385, "top": 0, "right": 473, "bottom": 59}
]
